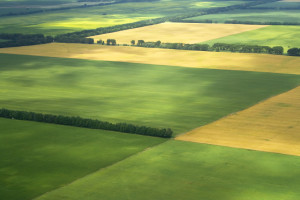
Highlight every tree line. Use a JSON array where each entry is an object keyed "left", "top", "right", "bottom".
[
  {"left": 130, "top": 40, "right": 284, "bottom": 55},
  {"left": 178, "top": 19, "right": 300, "bottom": 26},
  {"left": 53, "top": 0, "right": 276, "bottom": 43},
  {"left": 0, "top": 33, "right": 53, "bottom": 48},
  {"left": 287, "top": 48, "right": 300, "bottom": 56},
  {"left": 0, "top": 108, "right": 173, "bottom": 138}
]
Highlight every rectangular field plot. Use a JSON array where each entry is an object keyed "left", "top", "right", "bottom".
[
  {"left": 0, "top": 53, "right": 299, "bottom": 135},
  {"left": 89, "top": 22, "right": 266, "bottom": 44},
  {"left": 1, "top": 43, "right": 300, "bottom": 75},
  {"left": 35, "top": 140, "right": 300, "bottom": 200},
  {"left": 201, "top": 25, "right": 300, "bottom": 52},
  {"left": 184, "top": 9, "right": 300, "bottom": 24},
  {"left": 0, "top": 118, "right": 165, "bottom": 200},
  {"left": 177, "top": 86, "right": 300, "bottom": 156}
]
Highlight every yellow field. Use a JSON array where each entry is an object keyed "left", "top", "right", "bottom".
[
  {"left": 1, "top": 43, "right": 300, "bottom": 75},
  {"left": 176, "top": 86, "right": 300, "bottom": 156},
  {"left": 89, "top": 22, "right": 267, "bottom": 44}
]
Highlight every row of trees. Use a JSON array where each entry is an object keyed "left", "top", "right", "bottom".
[
  {"left": 287, "top": 48, "right": 300, "bottom": 56},
  {"left": 54, "top": 35, "right": 94, "bottom": 44},
  {"left": 248, "top": 6, "right": 300, "bottom": 10},
  {"left": 134, "top": 40, "right": 284, "bottom": 55},
  {"left": 0, "top": 33, "right": 53, "bottom": 48},
  {"left": 0, "top": 108, "right": 173, "bottom": 138},
  {"left": 177, "top": 19, "right": 300, "bottom": 26},
  {"left": 54, "top": 0, "right": 276, "bottom": 42}
]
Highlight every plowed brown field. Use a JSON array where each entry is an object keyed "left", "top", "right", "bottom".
[{"left": 176, "top": 86, "right": 300, "bottom": 156}]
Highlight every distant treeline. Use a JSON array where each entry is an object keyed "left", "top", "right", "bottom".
[
  {"left": 54, "top": 35, "right": 94, "bottom": 44},
  {"left": 0, "top": 108, "right": 173, "bottom": 138},
  {"left": 0, "top": 2, "right": 115, "bottom": 17},
  {"left": 0, "top": 33, "right": 53, "bottom": 48},
  {"left": 287, "top": 48, "right": 300, "bottom": 56},
  {"left": 129, "top": 40, "right": 285, "bottom": 55},
  {"left": 247, "top": 7, "right": 300, "bottom": 10},
  {"left": 179, "top": 19, "right": 300, "bottom": 26},
  {"left": 53, "top": 0, "right": 276, "bottom": 43}
]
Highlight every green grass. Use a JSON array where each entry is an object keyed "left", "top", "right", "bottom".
[
  {"left": 1, "top": 53, "right": 299, "bottom": 135},
  {"left": 35, "top": 140, "right": 300, "bottom": 200},
  {"left": 184, "top": 9, "right": 300, "bottom": 24},
  {"left": 0, "top": 117, "right": 165, "bottom": 200},
  {"left": 201, "top": 25, "right": 300, "bottom": 51},
  {"left": 0, "top": 0, "right": 245, "bottom": 35}
]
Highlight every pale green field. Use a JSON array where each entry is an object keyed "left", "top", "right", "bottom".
[
  {"left": 36, "top": 140, "right": 300, "bottom": 200},
  {"left": 201, "top": 25, "right": 300, "bottom": 51}
]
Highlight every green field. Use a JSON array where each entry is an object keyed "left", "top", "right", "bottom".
[
  {"left": 1, "top": 53, "right": 299, "bottom": 135},
  {"left": 184, "top": 9, "right": 300, "bottom": 24},
  {"left": 0, "top": 0, "right": 105, "bottom": 16},
  {"left": 252, "top": 1, "right": 300, "bottom": 9},
  {"left": 0, "top": 7, "right": 159, "bottom": 35},
  {"left": 201, "top": 25, "right": 300, "bottom": 51},
  {"left": 0, "top": 0, "right": 246, "bottom": 35},
  {"left": 0, "top": 117, "right": 165, "bottom": 200},
  {"left": 35, "top": 140, "right": 300, "bottom": 200}
]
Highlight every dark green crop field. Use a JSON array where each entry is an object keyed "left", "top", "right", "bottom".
[
  {"left": 0, "top": 117, "right": 165, "bottom": 200},
  {"left": 1, "top": 53, "right": 299, "bottom": 135},
  {"left": 35, "top": 140, "right": 300, "bottom": 200}
]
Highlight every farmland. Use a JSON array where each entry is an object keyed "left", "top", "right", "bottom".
[
  {"left": 252, "top": 1, "right": 300, "bottom": 9},
  {"left": 1, "top": 53, "right": 299, "bottom": 135},
  {"left": 1, "top": 0, "right": 300, "bottom": 199},
  {"left": 177, "top": 86, "right": 300, "bottom": 156},
  {"left": 0, "top": 1, "right": 104, "bottom": 16},
  {"left": 35, "top": 140, "right": 300, "bottom": 200},
  {"left": 90, "top": 22, "right": 267, "bottom": 44},
  {"left": 1, "top": 43, "right": 300, "bottom": 74},
  {"left": 0, "top": 0, "right": 246, "bottom": 35},
  {"left": 184, "top": 9, "right": 300, "bottom": 24},
  {"left": 0, "top": 117, "right": 166, "bottom": 200},
  {"left": 201, "top": 25, "right": 300, "bottom": 52}
]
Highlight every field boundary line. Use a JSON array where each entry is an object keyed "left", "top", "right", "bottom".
[
  {"left": 175, "top": 86, "right": 299, "bottom": 138},
  {"left": 176, "top": 86, "right": 300, "bottom": 157},
  {"left": 32, "top": 140, "right": 169, "bottom": 200}
]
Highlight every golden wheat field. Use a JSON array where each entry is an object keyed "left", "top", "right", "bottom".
[
  {"left": 89, "top": 22, "right": 267, "bottom": 44},
  {"left": 1, "top": 43, "right": 300, "bottom": 75},
  {"left": 176, "top": 86, "right": 300, "bottom": 156}
]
